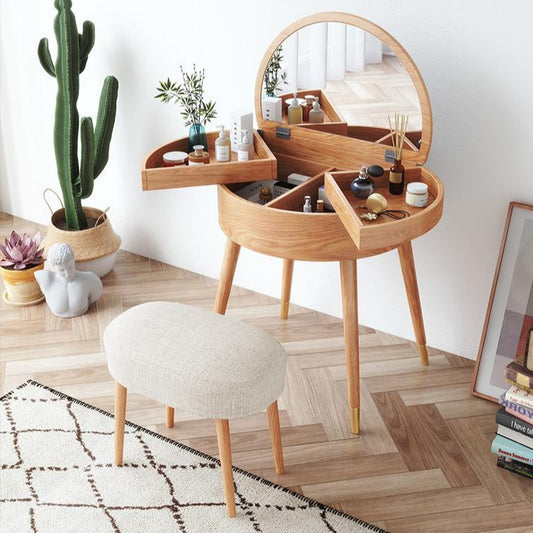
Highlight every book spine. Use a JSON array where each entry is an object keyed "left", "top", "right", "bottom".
[
  {"left": 505, "top": 387, "right": 533, "bottom": 410},
  {"left": 491, "top": 435, "right": 533, "bottom": 466},
  {"left": 497, "top": 425, "right": 533, "bottom": 450},
  {"left": 499, "top": 393, "right": 533, "bottom": 422},
  {"left": 495, "top": 407, "right": 533, "bottom": 437},
  {"left": 497, "top": 455, "right": 533, "bottom": 479}
]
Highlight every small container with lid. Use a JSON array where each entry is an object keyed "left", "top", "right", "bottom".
[
  {"left": 405, "top": 182, "right": 429, "bottom": 207},
  {"left": 162, "top": 151, "right": 189, "bottom": 167},
  {"left": 189, "top": 145, "right": 210, "bottom": 166}
]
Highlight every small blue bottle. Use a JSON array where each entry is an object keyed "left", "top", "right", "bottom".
[{"left": 350, "top": 165, "right": 375, "bottom": 199}]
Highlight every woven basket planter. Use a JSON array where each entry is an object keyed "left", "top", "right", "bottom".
[
  {"left": 42, "top": 207, "right": 121, "bottom": 278},
  {"left": 1, "top": 263, "right": 45, "bottom": 306}
]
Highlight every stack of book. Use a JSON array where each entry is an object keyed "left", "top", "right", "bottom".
[{"left": 492, "top": 347, "right": 533, "bottom": 479}]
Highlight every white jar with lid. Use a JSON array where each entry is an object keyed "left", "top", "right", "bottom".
[{"left": 405, "top": 182, "right": 428, "bottom": 207}]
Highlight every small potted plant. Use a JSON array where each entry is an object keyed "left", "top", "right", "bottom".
[
  {"left": 264, "top": 45, "right": 288, "bottom": 97},
  {"left": 0, "top": 231, "right": 46, "bottom": 306},
  {"left": 155, "top": 65, "right": 217, "bottom": 151}
]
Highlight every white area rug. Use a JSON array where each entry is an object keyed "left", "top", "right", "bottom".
[{"left": 0, "top": 381, "right": 388, "bottom": 533}]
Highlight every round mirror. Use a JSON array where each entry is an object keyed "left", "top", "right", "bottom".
[{"left": 255, "top": 13, "right": 432, "bottom": 163}]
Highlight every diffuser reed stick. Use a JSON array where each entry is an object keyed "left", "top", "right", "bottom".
[{"left": 388, "top": 113, "right": 409, "bottom": 161}]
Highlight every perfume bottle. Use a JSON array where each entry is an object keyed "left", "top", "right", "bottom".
[
  {"left": 303, "top": 195, "right": 312, "bottom": 212},
  {"left": 189, "top": 145, "right": 210, "bottom": 166},
  {"left": 287, "top": 93, "right": 303, "bottom": 124},
  {"left": 215, "top": 125, "right": 231, "bottom": 162},
  {"left": 350, "top": 165, "right": 375, "bottom": 199},
  {"left": 308, "top": 98, "right": 324, "bottom": 123},
  {"left": 389, "top": 159, "right": 405, "bottom": 195}
]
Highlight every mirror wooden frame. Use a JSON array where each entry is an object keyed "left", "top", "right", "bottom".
[{"left": 254, "top": 11, "right": 433, "bottom": 165}]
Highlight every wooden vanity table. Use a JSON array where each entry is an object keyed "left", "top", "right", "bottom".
[{"left": 142, "top": 12, "right": 444, "bottom": 434}]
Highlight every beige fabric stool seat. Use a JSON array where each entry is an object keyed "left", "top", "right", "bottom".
[{"left": 104, "top": 301, "right": 286, "bottom": 517}]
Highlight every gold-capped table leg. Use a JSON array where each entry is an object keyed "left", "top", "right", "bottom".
[
  {"left": 418, "top": 344, "right": 429, "bottom": 366},
  {"left": 350, "top": 407, "right": 360, "bottom": 435}
]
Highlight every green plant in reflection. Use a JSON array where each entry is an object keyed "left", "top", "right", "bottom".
[{"left": 264, "top": 45, "right": 288, "bottom": 97}]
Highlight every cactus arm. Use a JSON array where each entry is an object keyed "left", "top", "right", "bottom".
[
  {"left": 93, "top": 76, "right": 119, "bottom": 178},
  {"left": 79, "top": 117, "right": 95, "bottom": 199},
  {"left": 53, "top": 0, "right": 84, "bottom": 230},
  {"left": 37, "top": 38, "right": 56, "bottom": 77},
  {"left": 79, "top": 20, "right": 95, "bottom": 73}
]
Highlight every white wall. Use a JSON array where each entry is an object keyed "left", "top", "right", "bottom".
[{"left": 1, "top": 0, "right": 532, "bottom": 360}]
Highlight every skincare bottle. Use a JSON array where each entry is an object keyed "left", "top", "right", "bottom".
[
  {"left": 303, "top": 195, "right": 312, "bottom": 212},
  {"left": 189, "top": 145, "right": 210, "bottom": 166},
  {"left": 308, "top": 98, "right": 324, "bottom": 124},
  {"left": 215, "top": 125, "right": 231, "bottom": 162},
  {"left": 287, "top": 93, "right": 303, "bottom": 125},
  {"left": 316, "top": 199, "right": 324, "bottom": 212},
  {"left": 389, "top": 159, "right": 404, "bottom": 195},
  {"left": 237, "top": 130, "right": 252, "bottom": 161}
]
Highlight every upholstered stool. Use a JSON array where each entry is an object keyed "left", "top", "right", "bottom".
[{"left": 104, "top": 301, "right": 286, "bottom": 517}]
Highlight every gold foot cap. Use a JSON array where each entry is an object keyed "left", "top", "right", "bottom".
[
  {"left": 418, "top": 344, "right": 429, "bottom": 366},
  {"left": 350, "top": 407, "right": 360, "bottom": 434}
]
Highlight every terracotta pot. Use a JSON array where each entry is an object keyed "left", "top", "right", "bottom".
[
  {"left": 1, "top": 263, "right": 45, "bottom": 306},
  {"left": 42, "top": 207, "right": 121, "bottom": 278}
]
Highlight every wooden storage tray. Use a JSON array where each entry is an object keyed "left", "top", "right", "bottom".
[
  {"left": 142, "top": 131, "right": 277, "bottom": 191},
  {"left": 324, "top": 168, "right": 444, "bottom": 251},
  {"left": 278, "top": 89, "right": 348, "bottom": 136}
]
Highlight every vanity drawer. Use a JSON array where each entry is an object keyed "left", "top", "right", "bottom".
[{"left": 142, "top": 131, "right": 277, "bottom": 191}]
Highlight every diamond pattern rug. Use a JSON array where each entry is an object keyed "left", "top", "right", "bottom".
[{"left": 1, "top": 381, "right": 387, "bottom": 533}]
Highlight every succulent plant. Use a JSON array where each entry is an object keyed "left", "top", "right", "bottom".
[
  {"left": 38, "top": 0, "right": 119, "bottom": 231},
  {"left": 0, "top": 231, "right": 45, "bottom": 271}
]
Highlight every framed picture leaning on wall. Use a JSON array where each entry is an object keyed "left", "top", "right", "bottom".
[{"left": 472, "top": 202, "right": 533, "bottom": 402}]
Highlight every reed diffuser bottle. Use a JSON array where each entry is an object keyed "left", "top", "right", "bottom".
[{"left": 388, "top": 113, "right": 409, "bottom": 195}]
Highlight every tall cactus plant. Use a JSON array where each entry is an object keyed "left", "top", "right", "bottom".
[{"left": 38, "top": 0, "right": 119, "bottom": 230}]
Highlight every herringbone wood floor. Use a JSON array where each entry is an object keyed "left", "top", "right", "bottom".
[{"left": 1, "top": 212, "right": 533, "bottom": 533}]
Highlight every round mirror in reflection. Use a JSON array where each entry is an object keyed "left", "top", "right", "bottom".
[{"left": 259, "top": 20, "right": 425, "bottom": 151}]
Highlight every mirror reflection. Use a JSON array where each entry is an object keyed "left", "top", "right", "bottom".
[{"left": 261, "top": 22, "right": 422, "bottom": 149}]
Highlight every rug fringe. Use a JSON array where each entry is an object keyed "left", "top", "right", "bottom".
[{"left": 2, "top": 379, "right": 389, "bottom": 533}]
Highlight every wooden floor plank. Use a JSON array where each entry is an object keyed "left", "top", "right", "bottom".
[{"left": 1, "top": 212, "right": 529, "bottom": 533}]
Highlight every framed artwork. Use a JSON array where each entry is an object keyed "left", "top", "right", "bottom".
[{"left": 472, "top": 202, "right": 533, "bottom": 402}]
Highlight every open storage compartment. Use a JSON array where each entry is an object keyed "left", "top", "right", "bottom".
[{"left": 142, "top": 131, "right": 277, "bottom": 191}]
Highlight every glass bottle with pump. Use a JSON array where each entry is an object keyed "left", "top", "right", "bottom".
[
  {"left": 308, "top": 98, "right": 324, "bottom": 123},
  {"left": 287, "top": 93, "right": 303, "bottom": 125},
  {"left": 237, "top": 130, "right": 252, "bottom": 161},
  {"left": 189, "top": 145, "right": 210, "bottom": 166},
  {"left": 303, "top": 195, "right": 312, "bottom": 212},
  {"left": 215, "top": 125, "right": 231, "bottom": 162},
  {"left": 389, "top": 159, "right": 405, "bottom": 195}
]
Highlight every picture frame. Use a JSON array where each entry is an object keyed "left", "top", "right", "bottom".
[{"left": 472, "top": 202, "right": 533, "bottom": 402}]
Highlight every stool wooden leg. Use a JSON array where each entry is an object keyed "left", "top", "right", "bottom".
[
  {"left": 214, "top": 238, "right": 241, "bottom": 315},
  {"left": 267, "top": 401, "right": 285, "bottom": 475},
  {"left": 166, "top": 407, "right": 175, "bottom": 428},
  {"left": 114, "top": 382, "right": 127, "bottom": 466},
  {"left": 215, "top": 419, "right": 236, "bottom": 517},
  {"left": 280, "top": 259, "right": 294, "bottom": 320},
  {"left": 339, "top": 260, "right": 360, "bottom": 434},
  {"left": 398, "top": 241, "right": 429, "bottom": 366}
]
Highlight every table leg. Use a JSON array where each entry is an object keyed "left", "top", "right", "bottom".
[
  {"left": 339, "top": 259, "right": 360, "bottom": 434},
  {"left": 280, "top": 258, "right": 294, "bottom": 320},
  {"left": 398, "top": 241, "right": 429, "bottom": 366},
  {"left": 214, "top": 238, "right": 241, "bottom": 315}
]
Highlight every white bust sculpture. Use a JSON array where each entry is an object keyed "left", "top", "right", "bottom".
[{"left": 35, "top": 243, "right": 103, "bottom": 318}]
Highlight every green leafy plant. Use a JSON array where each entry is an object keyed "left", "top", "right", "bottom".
[
  {"left": 155, "top": 65, "right": 217, "bottom": 127},
  {"left": 264, "top": 45, "right": 288, "bottom": 97},
  {"left": 38, "top": 0, "right": 119, "bottom": 231}
]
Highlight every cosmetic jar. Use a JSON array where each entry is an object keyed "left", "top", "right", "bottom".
[
  {"left": 405, "top": 182, "right": 428, "bottom": 207},
  {"left": 162, "top": 151, "right": 189, "bottom": 167}
]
